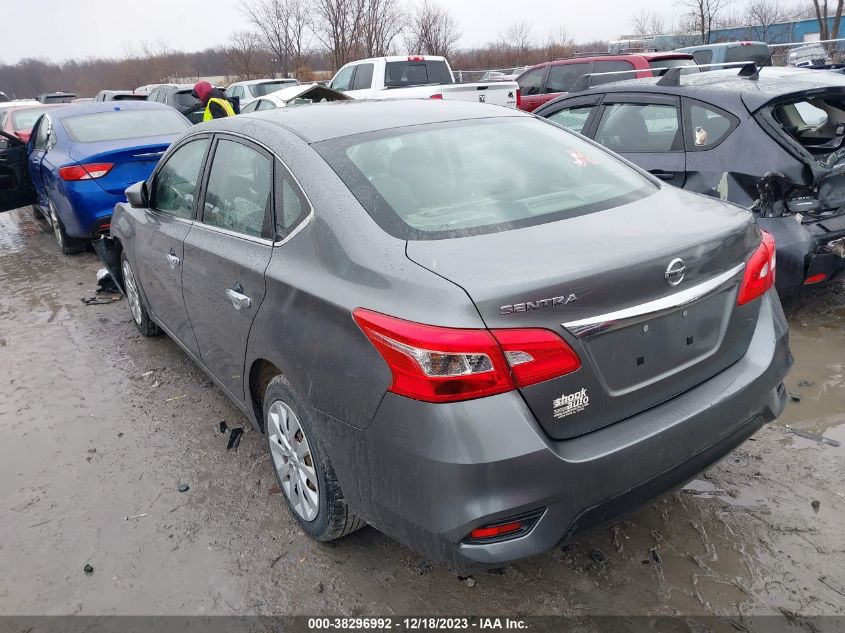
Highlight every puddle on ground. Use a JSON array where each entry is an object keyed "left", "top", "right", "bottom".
[{"left": 682, "top": 478, "right": 766, "bottom": 508}]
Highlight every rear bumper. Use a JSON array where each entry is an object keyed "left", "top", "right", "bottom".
[
  {"left": 330, "top": 290, "right": 791, "bottom": 566},
  {"left": 760, "top": 215, "right": 845, "bottom": 291},
  {"left": 55, "top": 182, "right": 120, "bottom": 238}
]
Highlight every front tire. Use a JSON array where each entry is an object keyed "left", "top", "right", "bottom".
[
  {"left": 120, "top": 253, "right": 160, "bottom": 337},
  {"left": 48, "top": 203, "right": 86, "bottom": 255},
  {"left": 264, "top": 376, "right": 364, "bottom": 540}
]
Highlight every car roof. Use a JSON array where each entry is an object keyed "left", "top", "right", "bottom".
[
  {"left": 45, "top": 100, "right": 178, "bottom": 120},
  {"left": 231, "top": 78, "right": 296, "bottom": 86},
  {"left": 525, "top": 52, "right": 694, "bottom": 70},
  {"left": 232, "top": 99, "right": 527, "bottom": 143},
  {"left": 549, "top": 66, "right": 845, "bottom": 112}
]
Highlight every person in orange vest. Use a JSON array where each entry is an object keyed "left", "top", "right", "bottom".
[{"left": 192, "top": 81, "right": 235, "bottom": 120}]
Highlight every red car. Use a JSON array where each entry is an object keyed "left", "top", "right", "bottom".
[
  {"left": 0, "top": 103, "right": 66, "bottom": 143},
  {"left": 516, "top": 53, "right": 698, "bottom": 112}
]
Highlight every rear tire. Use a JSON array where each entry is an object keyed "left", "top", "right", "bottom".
[
  {"left": 263, "top": 375, "right": 364, "bottom": 541},
  {"left": 120, "top": 252, "right": 160, "bottom": 337},
  {"left": 48, "top": 203, "right": 86, "bottom": 255}
]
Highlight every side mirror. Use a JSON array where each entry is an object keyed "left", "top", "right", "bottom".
[{"left": 126, "top": 181, "right": 149, "bottom": 208}]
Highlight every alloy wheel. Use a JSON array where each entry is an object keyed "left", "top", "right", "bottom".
[
  {"left": 267, "top": 400, "right": 320, "bottom": 521},
  {"left": 122, "top": 259, "right": 143, "bottom": 326}
]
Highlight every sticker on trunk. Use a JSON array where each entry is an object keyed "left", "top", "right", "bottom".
[{"left": 553, "top": 388, "right": 589, "bottom": 419}]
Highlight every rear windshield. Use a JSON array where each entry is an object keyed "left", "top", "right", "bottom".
[
  {"left": 649, "top": 58, "right": 700, "bottom": 74},
  {"left": 316, "top": 117, "right": 655, "bottom": 240},
  {"left": 384, "top": 61, "right": 453, "bottom": 88},
  {"left": 11, "top": 108, "right": 50, "bottom": 131},
  {"left": 725, "top": 44, "right": 771, "bottom": 65},
  {"left": 173, "top": 91, "right": 200, "bottom": 108},
  {"left": 252, "top": 81, "right": 296, "bottom": 96},
  {"left": 111, "top": 94, "right": 147, "bottom": 101},
  {"left": 62, "top": 109, "right": 189, "bottom": 143},
  {"left": 42, "top": 95, "right": 75, "bottom": 103}
]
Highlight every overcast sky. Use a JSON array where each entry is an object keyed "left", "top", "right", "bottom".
[{"left": 0, "top": 0, "right": 677, "bottom": 65}]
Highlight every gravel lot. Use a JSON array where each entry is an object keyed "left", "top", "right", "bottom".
[{"left": 1, "top": 206, "right": 843, "bottom": 617}]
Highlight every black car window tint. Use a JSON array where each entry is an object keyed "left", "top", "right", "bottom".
[
  {"left": 152, "top": 138, "right": 210, "bottom": 219},
  {"left": 519, "top": 68, "right": 546, "bottom": 96},
  {"left": 592, "top": 60, "right": 636, "bottom": 85},
  {"left": 203, "top": 139, "right": 272, "bottom": 238},
  {"left": 596, "top": 103, "right": 680, "bottom": 152},
  {"left": 352, "top": 63, "right": 375, "bottom": 90},
  {"left": 547, "top": 106, "right": 595, "bottom": 133},
  {"left": 693, "top": 50, "right": 713, "bottom": 65},
  {"left": 546, "top": 63, "right": 590, "bottom": 93}
]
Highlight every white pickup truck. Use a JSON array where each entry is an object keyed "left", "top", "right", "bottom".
[{"left": 327, "top": 55, "right": 519, "bottom": 109}]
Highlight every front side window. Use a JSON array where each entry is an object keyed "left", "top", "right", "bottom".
[
  {"left": 202, "top": 139, "right": 272, "bottom": 238},
  {"left": 518, "top": 67, "right": 546, "bottom": 96},
  {"left": 152, "top": 138, "right": 210, "bottom": 219},
  {"left": 546, "top": 63, "right": 591, "bottom": 93},
  {"left": 316, "top": 117, "right": 654, "bottom": 240},
  {"left": 331, "top": 65, "right": 355, "bottom": 91},
  {"left": 547, "top": 105, "right": 595, "bottom": 134},
  {"left": 595, "top": 102, "right": 680, "bottom": 152}
]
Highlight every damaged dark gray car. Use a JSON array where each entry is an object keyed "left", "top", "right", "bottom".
[{"left": 535, "top": 65, "right": 845, "bottom": 292}]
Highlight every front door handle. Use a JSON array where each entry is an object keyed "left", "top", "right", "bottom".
[
  {"left": 225, "top": 286, "right": 252, "bottom": 310},
  {"left": 166, "top": 253, "right": 181, "bottom": 269},
  {"left": 649, "top": 170, "right": 675, "bottom": 181}
]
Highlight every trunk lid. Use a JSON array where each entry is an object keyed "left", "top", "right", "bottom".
[
  {"left": 68, "top": 136, "right": 176, "bottom": 196},
  {"left": 406, "top": 186, "right": 761, "bottom": 439}
]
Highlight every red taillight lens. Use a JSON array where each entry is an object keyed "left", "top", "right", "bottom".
[
  {"left": 352, "top": 309, "right": 581, "bottom": 403},
  {"left": 408, "top": 55, "right": 425, "bottom": 61},
  {"left": 804, "top": 273, "right": 827, "bottom": 285},
  {"left": 470, "top": 521, "right": 523, "bottom": 540},
  {"left": 59, "top": 163, "right": 114, "bottom": 181},
  {"left": 429, "top": 93, "right": 443, "bottom": 100},
  {"left": 737, "top": 231, "right": 776, "bottom": 305},
  {"left": 492, "top": 328, "right": 581, "bottom": 387},
  {"left": 515, "top": 88, "right": 522, "bottom": 109}
]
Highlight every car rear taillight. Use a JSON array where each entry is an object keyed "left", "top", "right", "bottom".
[
  {"left": 737, "top": 231, "right": 776, "bottom": 305},
  {"left": 515, "top": 88, "right": 522, "bottom": 109},
  {"left": 352, "top": 308, "right": 581, "bottom": 403},
  {"left": 429, "top": 93, "right": 443, "bottom": 100},
  {"left": 59, "top": 163, "right": 114, "bottom": 181}
]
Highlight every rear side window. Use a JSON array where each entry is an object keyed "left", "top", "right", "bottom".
[
  {"left": 173, "top": 91, "right": 200, "bottom": 108},
  {"left": 63, "top": 109, "right": 189, "bottom": 143},
  {"left": 596, "top": 103, "right": 680, "bottom": 152},
  {"left": 649, "top": 58, "right": 699, "bottom": 74},
  {"left": 518, "top": 67, "right": 546, "bottom": 96},
  {"left": 257, "top": 100, "right": 276, "bottom": 111},
  {"left": 316, "top": 117, "right": 654, "bottom": 240},
  {"left": 384, "top": 60, "right": 453, "bottom": 87},
  {"left": 547, "top": 105, "right": 595, "bottom": 133},
  {"left": 547, "top": 63, "right": 591, "bottom": 93},
  {"left": 686, "top": 101, "right": 736, "bottom": 149},
  {"left": 277, "top": 170, "right": 309, "bottom": 237},
  {"left": 153, "top": 138, "right": 210, "bottom": 219},
  {"left": 352, "top": 63, "right": 375, "bottom": 90},
  {"left": 692, "top": 50, "right": 713, "bottom": 65},
  {"left": 202, "top": 139, "right": 272, "bottom": 238},
  {"left": 725, "top": 44, "right": 770, "bottom": 65}
]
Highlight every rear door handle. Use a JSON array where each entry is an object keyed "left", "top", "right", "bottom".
[
  {"left": 649, "top": 171, "right": 675, "bottom": 181},
  {"left": 166, "top": 253, "right": 181, "bottom": 268},
  {"left": 225, "top": 286, "right": 252, "bottom": 310}
]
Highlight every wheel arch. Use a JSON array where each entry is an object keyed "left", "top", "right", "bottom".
[{"left": 248, "top": 358, "right": 284, "bottom": 433}]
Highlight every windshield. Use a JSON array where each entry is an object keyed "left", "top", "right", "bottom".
[
  {"left": 253, "top": 81, "right": 297, "bottom": 97},
  {"left": 62, "top": 109, "right": 189, "bottom": 143},
  {"left": 384, "top": 60, "right": 453, "bottom": 88},
  {"left": 316, "top": 117, "right": 655, "bottom": 240},
  {"left": 11, "top": 108, "right": 51, "bottom": 131},
  {"left": 649, "top": 58, "right": 700, "bottom": 74}
]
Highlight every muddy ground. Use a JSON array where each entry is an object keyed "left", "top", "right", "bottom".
[{"left": 0, "top": 207, "right": 843, "bottom": 618}]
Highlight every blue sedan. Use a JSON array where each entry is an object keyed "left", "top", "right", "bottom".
[{"left": 0, "top": 101, "right": 190, "bottom": 253}]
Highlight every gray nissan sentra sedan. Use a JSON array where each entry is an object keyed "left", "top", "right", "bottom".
[{"left": 99, "top": 99, "right": 791, "bottom": 566}]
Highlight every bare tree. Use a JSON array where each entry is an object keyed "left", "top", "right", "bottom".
[
  {"left": 222, "top": 31, "right": 266, "bottom": 80},
  {"left": 810, "top": 0, "right": 845, "bottom": 42},
  {"left": 406, "top": 0, "right": 461, "bottom": 57},
  {"left": 744, "top": 0, "right": 792, "bottom": 41},
  {"left": 631, "top": 10, "right": 666, "bottom": 36},
  {"left": 359, "top": 0, "right": 406, "bottom": 58},
  {"left": 678, "top": 0, "right": 732, "bottom": 43},
  {"left": 243, "top": 0, "right": 311, "bottom": 77},
  {"left": 313, "top": 0, "right": 368, "bottom": 69}
]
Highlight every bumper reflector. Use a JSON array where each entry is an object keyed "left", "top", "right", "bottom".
[
  {"left": 463, "top": 509, "right": 545, "bottom": 544},
  {"left": 804, "top": 273, "right": 827, "bottom": 285}
]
